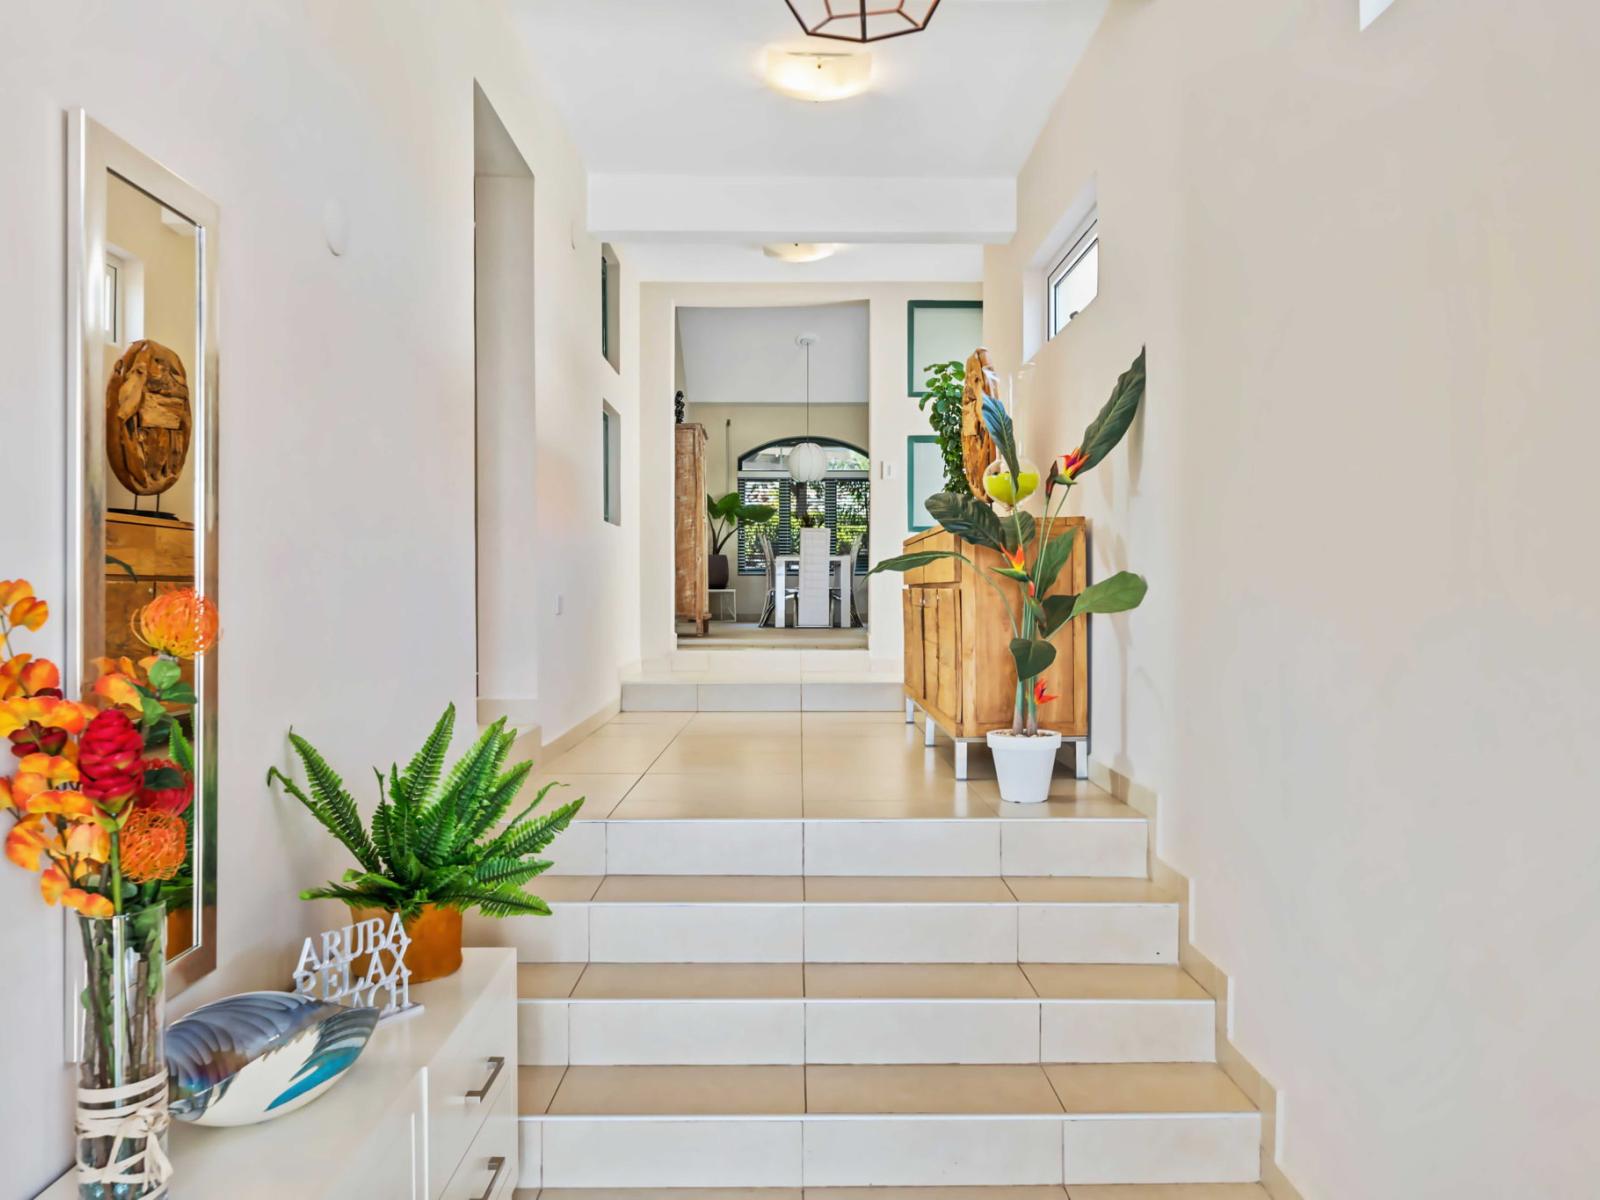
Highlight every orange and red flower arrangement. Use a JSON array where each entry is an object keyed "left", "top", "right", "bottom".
[{"left": 1, "top": 578, "right": 219, "bottom": 918}]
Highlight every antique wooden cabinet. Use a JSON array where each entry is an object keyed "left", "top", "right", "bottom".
[
  {"left": 674, "top": 422, "right": 710, "bottom": 636},
  {"left": 901, "top": 519, "right": 1089, "bottom": 777},
  {"left": 105, "top": 512, "right": 196, "bottom": 664}
]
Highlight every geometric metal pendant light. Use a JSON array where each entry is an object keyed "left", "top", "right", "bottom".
[{"left": 783, "top": 0, "right": 942, "bottom": 44}]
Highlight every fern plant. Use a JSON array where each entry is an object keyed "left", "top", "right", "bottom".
[{"left": 266, "top": 703, "right": 582, "bottom": 919}]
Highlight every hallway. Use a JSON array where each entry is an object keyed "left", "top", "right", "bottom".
[{"left": 473, "top": 711, "right": 1267, "bottom": 1193}]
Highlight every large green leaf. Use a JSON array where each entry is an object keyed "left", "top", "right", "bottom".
[
  {"left": 1076, "top": 348, "right": 1146, "bottom": 475},
  {"left": 925, "top": 492, "right": 1005, "bottom": 551},
  {"left": 1039, "top": 594, "right": 1078, "bottom": 638},
  {"left": 1034, "top": 528, "right": 1077, "bottom": 597},
  {"left": 707, "top": 492, "right": 741, "bottom": 520},
  {"left": 868, "top": 550, "right": 971, "bottom": 576},
  {"left": 1068, "top": 572, "right": 1149, "bottom": 620},
  {"left": 1009, "top": 637, "right": 1057, "bottom": 682},
  {"left": 980, "top": 394, "right": 1020, "bottom": 484}
]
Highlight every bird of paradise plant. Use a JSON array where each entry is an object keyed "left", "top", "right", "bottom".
[
  {"left": 871, "top": 349, "right": 1149, "bottom": 736},
  {"left": 1, "top": 579, "right": 217, "bottom": 919}
]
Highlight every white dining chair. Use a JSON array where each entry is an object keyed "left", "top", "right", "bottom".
[{"left": 796, "top": 527, "right": 833, "bottom": 628}]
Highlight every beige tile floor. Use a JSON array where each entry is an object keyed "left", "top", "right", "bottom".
[
  {"left": 519, "top": 1062, "right": 1253, "bottom": 1118},
  {"left": 536, "top": 711, "right": 1143, "bottom": 820}
]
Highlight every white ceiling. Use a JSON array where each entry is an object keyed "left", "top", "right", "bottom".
[
  {"left": 679, "top": 303, "right": 869, "bottom": 406},
  {"left": 510, "top": 0, "right": 1109, "bottom": 178},
  {"left": 626, "top": 241, "right": 982, "bottom": 283}
]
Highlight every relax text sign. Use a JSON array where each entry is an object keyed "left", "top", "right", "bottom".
[{"left": 293, "top": 913, "right": 415, "bottom": 1018}]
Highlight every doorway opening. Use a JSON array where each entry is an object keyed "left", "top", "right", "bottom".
[
  {"left": 674, "top": 302, "right": 870, "bottom": 650},
  {"left": 473, "top": 85, "right": 540, "bottom": 720}
]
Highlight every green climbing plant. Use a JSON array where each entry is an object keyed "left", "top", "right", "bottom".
[{"left": 917, "top": 361, "right": 973, "bottom": 496}]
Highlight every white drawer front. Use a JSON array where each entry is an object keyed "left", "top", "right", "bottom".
[
  {"left": 429, "top": 982, "right": 517, "bottom": 1197},
  {"left": 440, "top": 1066, "right": 517, "bottom": 1200}
]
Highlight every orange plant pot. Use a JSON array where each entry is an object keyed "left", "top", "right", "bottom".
[{"left": 347, "top": 902, "right": 463, "bottom": 985}]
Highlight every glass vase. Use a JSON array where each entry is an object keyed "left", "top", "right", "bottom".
[{"left": 76, "top": 903, "right": 171, "bottom": 1200}]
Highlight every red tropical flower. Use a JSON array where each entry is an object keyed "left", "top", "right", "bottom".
[
  {"left": 1033, "top": 679, "right": 1058, "bottom": 707},
  {"left": 1046, "top": 448, "right": 1091, "bottom": 498},
  {"left": 77, "top": 710, "right": 145, "bottom": 807},
  {"left": 136, "top": 757, "right": 192, "bottom": 816}
]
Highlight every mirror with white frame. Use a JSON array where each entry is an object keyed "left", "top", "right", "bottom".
[{"left": 67, "top": 112, "right": 220, "bottom": 998}]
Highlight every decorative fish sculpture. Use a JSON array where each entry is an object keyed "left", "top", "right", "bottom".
[{"left": 166, "top": 991, "right": 379, "bottom": 1127}]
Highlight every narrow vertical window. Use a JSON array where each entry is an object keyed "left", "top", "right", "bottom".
[
  {"left": 601, "top": 243, "right": 621, "bottom": 372},
  {"left": 602, "top": 400, "right": 621, "bottom": 526}
]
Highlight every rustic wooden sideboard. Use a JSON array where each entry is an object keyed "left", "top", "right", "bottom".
[{"left": 900, "top": 518, "right": 1088, "bottom": 780}]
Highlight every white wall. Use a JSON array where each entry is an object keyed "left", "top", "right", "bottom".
[
  {"left": 985, "top": 1, "right": 1600, "bottom": 1196},
  {"left": 639, "top": 282, "right": 980, "bottom": 665},
  {"left": 679, "top": 302, "right": 869, "bottom": 408},
  {"left": 0, "top": 2, "right": 632, "bottom": 1192},
  {"left": 475, "top": 170, "right": 540, "bottom": 716}
]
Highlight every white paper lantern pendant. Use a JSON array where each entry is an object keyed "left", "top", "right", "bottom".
[{"left": 788, "top": 441, "right": 827, "bottom": 483}]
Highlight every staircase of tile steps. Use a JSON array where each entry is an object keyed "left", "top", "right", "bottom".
[
  {"left": 621, "top": 648, "right": 905, "bottom": 713},
  {"left": 466, "top": 711, "right": 1265, "bottom": 1195}
]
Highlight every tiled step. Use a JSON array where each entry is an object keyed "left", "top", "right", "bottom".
[
  {"left": 622, "top": 676, "right": 903, "bottom": 712},
  {"left": 515, "top": 1063, "right": 1260, "bottom": 1190},
  {"left": 515, "top": 963, "right": 1215, "bottom": 1067},
  {"left": 467, "top": 877, "right": 1180, "bottom": 965},
  {"left": 536, "top": 719, "right": 1140, "bottom": 878},
  {"left": 517, "top": 1189, "right": 1271, "bottom": 1199},
  {"left": 545, "top": 803, "right": 1148, "bottom": 878}
]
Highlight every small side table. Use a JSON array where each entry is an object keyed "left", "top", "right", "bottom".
[{"left": 709, "top": 588, "right": 739, "bottom": 622}]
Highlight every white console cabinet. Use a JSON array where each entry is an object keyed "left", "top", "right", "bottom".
[{"left": 39, "top": 948, "right": 518, "bottom": 1200}]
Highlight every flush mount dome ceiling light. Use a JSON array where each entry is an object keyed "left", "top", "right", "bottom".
[
  {"left": 763, "top": 242, "right": 841, "bottom": 263},
  {"left": 763, "top": 47, "right": 873, "bottom": 101},
  {"left": 783, "top": 0, "right": 941, "bottom": 43}
]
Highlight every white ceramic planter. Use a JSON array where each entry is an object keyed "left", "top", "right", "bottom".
[{"left": 986, "top": 730, "right": 1063, "bottom": 805}]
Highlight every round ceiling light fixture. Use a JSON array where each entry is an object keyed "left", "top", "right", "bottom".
[
  {"left": 762, "top": 242, "right": 841, "bottom": 264},
  {"left": 763, "top": 47, "right": 872, "bottom": 101},
  {"left": 783, "top": 0, "right": 941, "bottom": 43}
]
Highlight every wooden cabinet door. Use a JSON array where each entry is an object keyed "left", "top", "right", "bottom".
[
  {"left": 902, "top": 589, "right": 925, "bottom": 703},
  {"left": 928, "top": 587, "right": 962, "bottom": 723}
]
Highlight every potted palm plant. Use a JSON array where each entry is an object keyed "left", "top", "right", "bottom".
[
  {"left": 706, "top": 491, "right": 777, "bottom": 590},
  {"left": 871, "top": 349, "right": 1149, "bottom": 803},
  {"left": 267, "top": 703, "right": 581, "bottom": 982}
]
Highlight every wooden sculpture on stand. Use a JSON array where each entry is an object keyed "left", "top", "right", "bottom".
[
  {"left": 106, "top": 339, "right": 192, "bottom": 496},
  {"left": 960, "top": 347, "right": 999, "bottom": 499}
]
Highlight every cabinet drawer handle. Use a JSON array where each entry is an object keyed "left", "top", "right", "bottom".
[
  {"left": 465, "top": 1055, "right": 506, "bottom": 1102},
  {"left": 470, "top": 1156, "right": 506, "bottom": 1200}
]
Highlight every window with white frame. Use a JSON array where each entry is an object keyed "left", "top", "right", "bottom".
[
  {"left": 1047, "top": 209, "right": 1099, "bottom": 339},
  {"left": 104, "top": 252, "right": 127, "bottom": 342}
]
